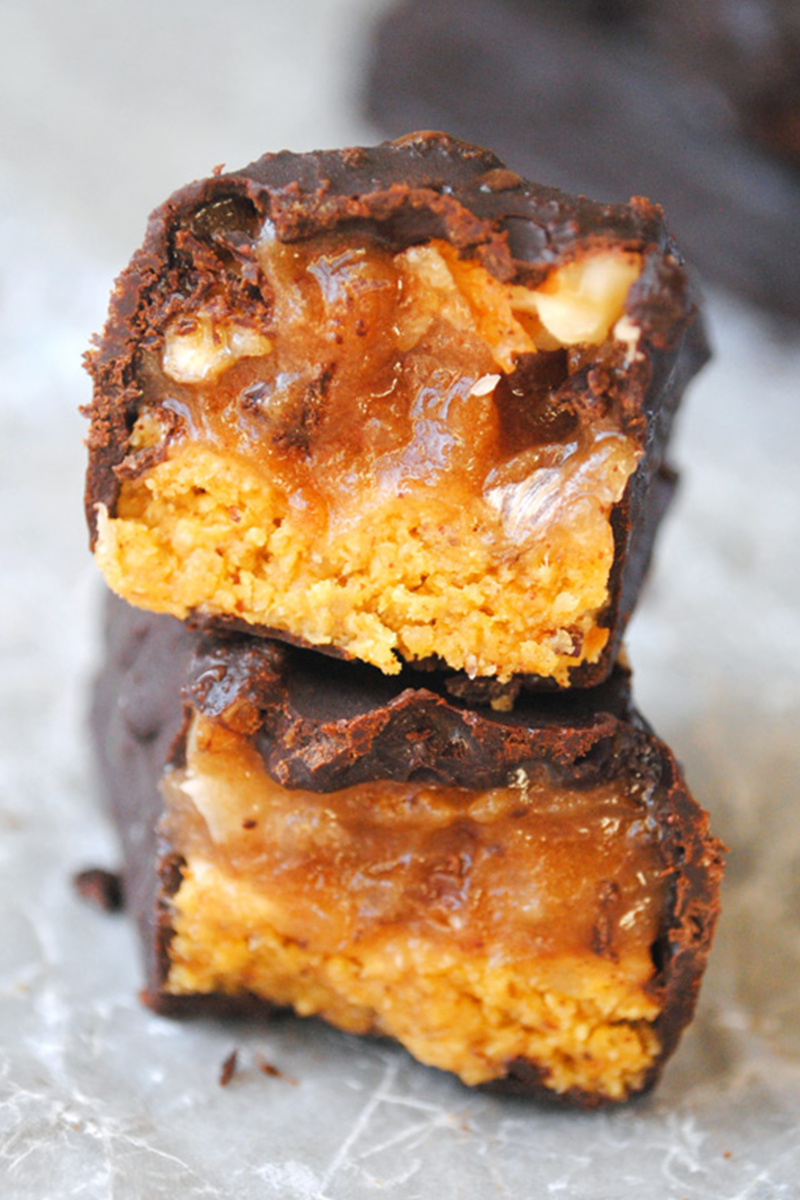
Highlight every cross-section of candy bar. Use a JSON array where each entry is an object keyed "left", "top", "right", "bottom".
[
  {"left": 85, "top": 132, "right": 707, "bottom": 689},
  {"left": 93, "top": 594, "right": 723, "bottom": 1107}
]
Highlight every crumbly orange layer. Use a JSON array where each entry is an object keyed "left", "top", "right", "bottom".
[
  {"left": 160, "top": 717, "right": 666, "bottom": 1098},
  {"left": 168, "top": 861, "right": 660, "bottom": 1095},
  {"left": 97, "top": 428, "right": 634, "bottom": 681},
  {"left": 95, "top": 237, "right": 643, "bottom": 683}
]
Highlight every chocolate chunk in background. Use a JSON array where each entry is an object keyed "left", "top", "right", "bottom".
[
  {"left": 364, "top": 0, "right": 800, "bottom": 322},
  {"left": 639, "top": 0, "right": 800, "bottom": 170}
]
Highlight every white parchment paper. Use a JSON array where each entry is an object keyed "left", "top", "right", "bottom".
[{"left": 2, "top": 3, "right": 800, "bottom": 1196}]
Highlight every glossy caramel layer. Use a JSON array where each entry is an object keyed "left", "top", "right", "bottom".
[
  {"left": 161, "top": 715, "right": 668, "bottom": 1097},
  {"left": 95, "top": 234, "right": 642, "bottom": 683}
]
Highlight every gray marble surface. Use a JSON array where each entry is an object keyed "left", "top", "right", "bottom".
[{"left": 2, "top": 2, "right": 800, "bottom": 1196}]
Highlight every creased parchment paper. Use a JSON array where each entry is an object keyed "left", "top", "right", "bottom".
[{"left": 2, "top": 2, "right": 800, "bottom": 1194}]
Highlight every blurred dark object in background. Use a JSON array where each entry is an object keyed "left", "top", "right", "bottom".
[
  {"left": 365, "top": 0, "right": 800, "bottom": 321},
  {"left": 643, "top": 0, "right": 800, "bottom": 170}
]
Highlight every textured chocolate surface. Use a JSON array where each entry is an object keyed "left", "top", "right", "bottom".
[
  {"left": 365, "top": 0, "right": 800, "bottom": 320},
  {"left": 92, "top": 593, "right": 724, "bottom": 1106},
  {"left": 84, "top": 131, "right": 706, "bottom": 688}
]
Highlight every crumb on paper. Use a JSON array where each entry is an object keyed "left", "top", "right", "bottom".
[
  {"left": 257, "top": 1054, "right": 298, "bottom": 1085},
  {"left": 219, "top": 1049, "right": 238, "bottom": 1087},
  {"left": 73, "top": 867, "right": 124, "bottom": 912}
]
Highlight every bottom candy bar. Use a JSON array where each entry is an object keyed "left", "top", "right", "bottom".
[{"left": 92, "top": 595, "right": 724, "bottom": 1107}]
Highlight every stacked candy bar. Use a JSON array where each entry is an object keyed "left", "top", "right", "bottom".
[{"left": 84, "top": 133, "right": 724, "bottom": 1107}]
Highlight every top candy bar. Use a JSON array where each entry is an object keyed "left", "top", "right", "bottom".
[{"left": 84, "top": 132, "right": 707, "bottom": 690}]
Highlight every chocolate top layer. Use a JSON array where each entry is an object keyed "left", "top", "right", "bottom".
[{"left": 186, "top": 627, "right": 645, "bottom": 793}]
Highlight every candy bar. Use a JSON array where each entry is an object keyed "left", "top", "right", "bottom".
[
  {"left": 85, "top": 132, "right": 706, "bottom": 690},
  {"left": 92, "top": 594, "right": 723, "bottom": 1106}
]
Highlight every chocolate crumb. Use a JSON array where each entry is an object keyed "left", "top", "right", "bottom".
[
  {"left": 219, "top": 1049, "right": 238, "bottom": 1087},
  {"left": 161, "top": 852, "right": 187, "bottom": 897},
  {"left": 257, "top": 1054, "right": 298, "bottom": 1084},
  {"left": 242, "top": 818, "right": 257, "bottom": 830},
  {"left": 73, "top": 867, "right": 124, "bottom": 912}
]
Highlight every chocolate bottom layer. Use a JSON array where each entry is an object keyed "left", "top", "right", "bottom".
[{"left": 92, "top": 594, "right": 723, "bottom": 1106}]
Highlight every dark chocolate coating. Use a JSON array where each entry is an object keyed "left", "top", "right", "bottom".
[
  {"left": 92, "top": 592, "right": 724, "bottom": 1107},
  {"left": 365, "top": 0, "right": 800, "bottom": 321},
  {"left": 84, "top": 132, "right": 707, "bottom": 689}
]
